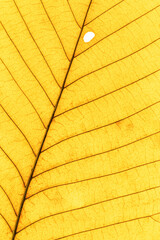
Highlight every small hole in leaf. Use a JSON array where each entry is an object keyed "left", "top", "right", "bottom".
[{"left": 83, "top": 32, "right": 95, "bottom": 43}]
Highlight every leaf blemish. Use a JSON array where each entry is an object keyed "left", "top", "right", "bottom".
[{"left": 83, "top": 31, "right": 95, "bottom": 42}]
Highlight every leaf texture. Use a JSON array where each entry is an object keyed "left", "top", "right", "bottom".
[{"left": 0, "top": 0, "right": 160, "bottom": 239}]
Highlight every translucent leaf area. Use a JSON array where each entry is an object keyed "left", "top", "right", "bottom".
[{"left": 0, "top": 0, "right": 160, "bottom": 239}]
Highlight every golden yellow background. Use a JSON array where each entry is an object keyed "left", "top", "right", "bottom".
[{"left": 0, "top": 0, "right": 160, "bottom": 239}]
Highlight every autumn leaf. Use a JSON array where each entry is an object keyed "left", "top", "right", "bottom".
[{"left": 0, "top": 0, "right": 160, "bottom": 239}]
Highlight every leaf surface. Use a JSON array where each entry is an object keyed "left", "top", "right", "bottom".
[{"left": 0, "top": 0, "right": 160, "bottom": 239}]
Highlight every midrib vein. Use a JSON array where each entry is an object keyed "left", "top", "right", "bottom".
[{"left": 11, "top": 1, "right": 92, "bottom": 239}]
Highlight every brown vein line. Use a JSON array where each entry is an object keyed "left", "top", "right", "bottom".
[
  {"left": 37, "top": 130, "right": 160, "bottom": 177},
  {"left": 0, "top": 147, "right": 25, "bottom": 187},
  {"left": 55, "top": 68, "right": 160, "bottom": 118},
  {"left": 55, "top": 212, "right": 160, "bottom": 239},
  {"left": 152, "top": 212, "right": 160, "bottom": 217},
  {"left": 0, "top": 186, "right": 17, "bottom": 216},
  {"left": 0, "top": 22, "right": 54, "bottom": 106},
  {"left": 0, "top": 214, "right": 13, "bottom": 232},
  {"left": 11, "top": 1, "right": 92, "bottom": 239},
  {"left": 85, "top": 0, "right": 125, "bottom": 25},
  {"left": 0, "top": 105, "right": 36, "bottom": 156},
  {"left": 30, "top": 158, "right": 160, "bottom": 198},
  {"left": 66, "top": 0, "right": 81, "bottom": 28},
  {"left": 27, "top": 160, "right": 160, "bottom": 199},
  {"left": 13, "top": 0, "right": 60, "bottom": 89},
  {"left": 150, "top": 216, "right": 160, "bottom": 224},
  {"left": 33, "top": 129, "right": 160, "bottom": 179},
  {"left": 40, "top": 0, "right": 70, "bottom": 62},
  {"left": 75, "top": 5, "right": 160, "bottom": 58},
  {"left": 18, "top": 184, "right": 160, "bottom": 233},
  {"left": 0, "top": 59, "right": 46, "bottom": 129},
  {"left": 42, "top": 100, "right": 160, "bottom": 153},
  {"left": 66, "top": 37, "right": 160, "bottom": 88}
]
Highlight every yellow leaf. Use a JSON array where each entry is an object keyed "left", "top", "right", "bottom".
[{"left": 0, "top": 0, "right": 160, "bottom": 239}]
